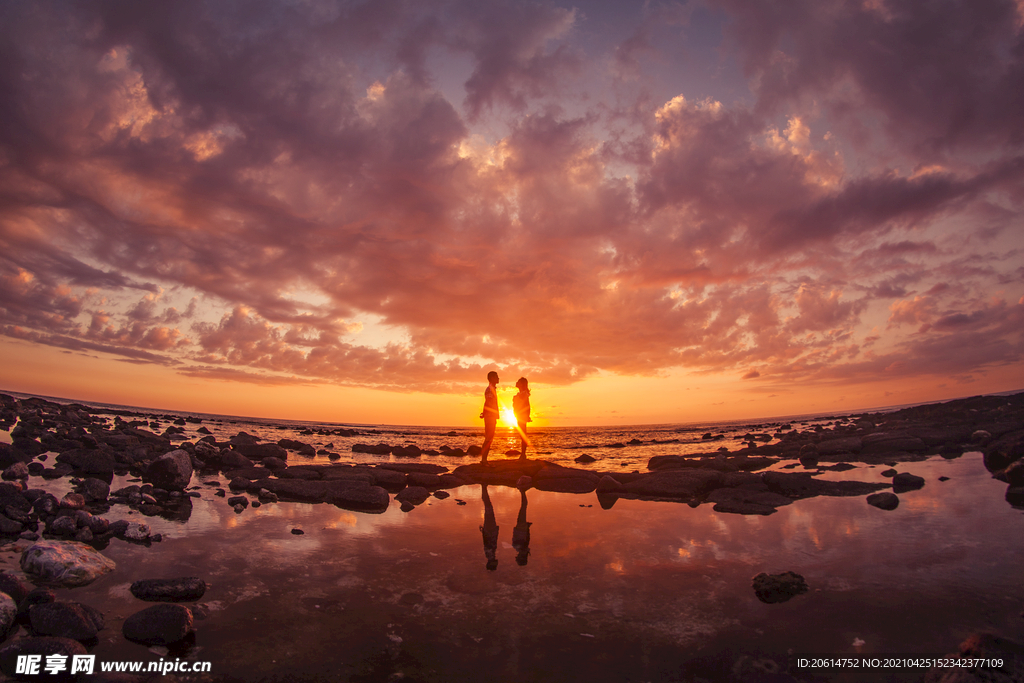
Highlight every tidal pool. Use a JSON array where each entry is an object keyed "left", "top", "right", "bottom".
[{"left": 4, "top": 452, "right": 1023, "bottom": 682}]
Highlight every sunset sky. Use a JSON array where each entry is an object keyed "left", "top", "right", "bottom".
[{"left": 1, "top": 0, "right": 1023, "bottom": 427}]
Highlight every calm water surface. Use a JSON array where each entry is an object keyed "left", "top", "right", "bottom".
[{"left": 2, "top": 449, "right": 1021, "bottom": 682}]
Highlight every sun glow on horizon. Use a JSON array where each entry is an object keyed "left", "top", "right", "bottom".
[{"left": 501, "top": 407, "right": 518, "bottom": 428}]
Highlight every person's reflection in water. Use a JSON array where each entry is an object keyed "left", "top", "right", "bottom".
[
  {"left": 512, "top": 489, "right": 531, "bottom": 566},
  {"left": 480, "top": 485, "right": 499, "bottom": 571}
]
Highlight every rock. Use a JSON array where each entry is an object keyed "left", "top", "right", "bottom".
[
  {"left": 0, "top": 592, "right": 15, "bottom": 635},
  {"left": 621, "top": 470, "right": 725, "bottom": 499},
  {"left": 534, "top": 477, "right": 598, "bottom": 493},
  {"left": 146, "top": 449, "right": 193, "bottom": 491},
  {"left": 0, "top": 573, "right": 34, "bottom": 604},
  {"left": 866, "top": 492, "right": 900, "bottom": 510},
  {"left": 0, "top": 515, "right": 23, "bottom": 535},
  {"left": 258, "top": 489, "right": 279, "bottom": 503},
  {"left": 292, "top": 528, "right": 304, "bottom": 535},
  {"left": 433, "top": 490, "right": 450, "bottom": 499},
  {"left": 1006, "top": 486, "right": 1024, "bottom": 509},
  {"left": 17, "top": 588, "right": 56, "bottom": 621},
  {"left": 122, "top": 604, "right": 194, "bottom": 645},
  {"left": 880, "top": 468, "right": 898, "bottom": 477},
  {"left": 861, "top": 432, "right": 927, "bottom": 453},
  {"left": 124, "top": 522, "right": 151, "bottom": 542},
  {"left": 395, "top": 486, "right": 430, "bottom": 505},
  {"left": 1003, "top": 460, "right": 1024, "bottom": 486},
  {"left": 29, "top": 600, "right": 105, "bottom": 641},
  {"left": 48, "top": 516, "right": 78, "bottom": 536},
  {"left": 752, "top": 571, "right": 809, "bottom": 604},
  {"left": 77, "top": 477, "right": 110, "bottom": 502},
  {"left": 1, "top": 462, "right": 28, "bottom": 480},
  {"left": 706, "top": 488, "right": 793, "bottom": 515},
  {"left": 596, "top": 475, "right": 622, "bottom": 493},
  {"left": 226, "top": 496, "right": 249, "bottom": 508},
  {"left": 924, "top": 633, "right": 1024, "bottom": 683},
  {"left": 516, "top": 475, "right": 532, "bottom": 491},
  {"left": 262, "top": 456, "right": 288, "bottom": 471},
  {"left": 326, "top": 485, "right": 390, "bottom": 513},
  {"left": 233, "top": 443, "right": 288, "bottom": 460},
  {"left": 406, "top": 472, "right": 440, "bottom": 488},
  {"left": 59, "top": 493, "right": 85, "bottom": 510},
  {"left": 892, "top": 472, "right": 926, "bottom": 493},
  {"left": 816, "top": 437, "right": 862, "bottom": 455},
  {"left": 574, "top": 454, "right": 596, "bottom": 463},
  {"left": 20, "top": 541, "right": 116, "bottom": 587},
  {"left": 0, "top": 637, "right": 87, "bottom": 680},
  {"left": 130, "top": 577, "right": 207, "bottom": 602}
]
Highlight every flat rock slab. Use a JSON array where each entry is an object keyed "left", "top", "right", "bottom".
[
  {"left": 621, "top": 470, "right": 725, "bottom": 499},
  {"left": 130, "top": 577, "right": 207, "bottom": 602},
  {"left": 706, "top": 488, "right": 793, "bottom": 515},
  {"left": 325, "top": 485, "right": 390, "bottom": 513},
  {"left": 20, "top": 541, "right": 116, "bottom": 587},
  {"left": 122, "top": 604, "right": 194, "bottom": 645},
  {"left": 752, "top": 571, "right": 809, "bottom": 604},
  {"left": 762, "top": 471, "right": 889, "bottom": 499}
]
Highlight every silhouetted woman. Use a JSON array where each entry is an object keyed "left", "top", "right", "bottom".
[
  {"left": 513, "top": 377, "right": 531, "bottom": 460},
  {"left": 512, "top": 489, "right": 531, "bottom": 566}
]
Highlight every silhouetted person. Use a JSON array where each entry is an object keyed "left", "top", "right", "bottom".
[
  {"left": 513, "top": 377, "right": 531, "bottom": 460},
  {"left": 480, "top": 485, "right": 498, "bottom": 571},
  {"left": 512, "top": 489, "right": 531, "bottom": 566},
  {"left": 479, "top": 371, "right": 499, "bottom": 465}
]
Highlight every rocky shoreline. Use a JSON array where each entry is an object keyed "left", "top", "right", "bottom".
[{"left": 0, "top": 390, "right": 1021, "bottom": 681}]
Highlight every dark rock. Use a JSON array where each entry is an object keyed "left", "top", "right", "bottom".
[
  {"left": 59, "top": 493, "right": 85, "bottom": 510},
  {"left": 596, "top": 475, "right": 622, "bottom": 493},
  {"left": 406, "top": 472, "right": 441, "bottom": 488},
  {"left": 130, "top": 577, "right": 207, "bottom": 602},
  {"left": 145, "top": 449, "right": 193, "bottom": 491},
  {"left": 226, "top": 496, "right": 249, "bottom": 508},
  {"left": 816, "top": 437, "right": 862, "bottom": 455},
  {"left": 867, "top": 492, "right": 900, "bottom": 510},
  {"left": 29, "top": 601, "right": 104, "bottom": 641},
  {"left": 55, "top": 448, "right": 116, "bottom": 476},
  {"left": 1006, "top": 486, "right": 1024, "bottom": 509},
  {"left": 892, "top": 472, "right": 926, "bottom": 493},
  {"left": 752, "top": 571, "right": 809, "bottom": 604},
  {"left": 0, "top": 515, "right": 22, "bottom": 535},
  {"left": 0, "top": 573, "right": 34, "bottom": 604},
  {"left": 924, "top": 633, "right": 1024, "bottom": 683},
  {"left": 232, "top": 443, "right": 288, "bottom": 460},
  {"left": 0, "top": 637, "right": 86, "bottom": 680},
  {"left": 1003, "top": 460, "right": 1024, "bottom": 486},
  {"left": 48, "top": 516, "right": 78, "bottom": 536},
  {"left": 621, "top": 470, "right": 725, "bottom": 499},
  {"left": 291, "top": 528, "right": 304, "bottom": 535},
  {"left": 534, "top": 477, "right": 598, "bottom": 493},
  {"left": 574, "top": 454, "right": 596, "bottom": 463},
  {"left": 516, "top": 475, "right": 532, "bottom": 491},
  {"left": 395, "top": 486, "right": 429, "bottom": 505},
  {"left": 706, "top": 488, "right": 793, "bottom": 515},
  {"left": 433, "top": 490, "right": 450, "bottom": 499},
  {"left": 262, "top": 456, "right": 288, "bottom": 471},
  {"left": 351, "top": 443, "right": 393, "bottom": 455},
  {"left": 762, "top": 471, "right": 889, "bottom": 499},
  {"left": 862, "top": 432, "right": 927, "bottom": 453},
  {"left": 880, "top": 468, "right": 898, "bottom": 477},
  {"left": 0, "top": 593, "right": 14, "bottom": 635},
  {"left": 326, "top": 485, "right": 390, "bottom": 513},
  {"left": 1, "top": 462, "right": 28, "bottom": 480},
  {"left": 122, "top": 604, "right": 194, "bottom": 644},
  {"left": 77, "top": 477, "right": 110, "bottom": 502}
]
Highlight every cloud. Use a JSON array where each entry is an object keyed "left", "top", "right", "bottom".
[{"left": 0, "top": 0, "right": 1020, "bottom": 397}]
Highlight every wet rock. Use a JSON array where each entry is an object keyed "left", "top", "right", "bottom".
[
  {"left": 123, "top": 522, "right": 151, "bottom": 542},
  {"left": 0, "top": 515, "right": 23, "bottom": 535},
  {"left": 59, "top": 493, "right": 85, "bottom": 510},
  {"left": 761, "top": 471, "right": 889, "bottom": 499},
  {"left": 534, "top": 477, "right": 598, "bottom": 493},
  {"left": 326, "top": 485, "right": 390, "bottom": 513},
  {"left": 892, "top": 472, "right": 926, "bottom": 493},
  {"left": 1006, "top": 486, "right": 1024, "bottom": 509},
  {"left": 407, "top": 472, "right": 441, "bottom": 488},
  {"left": 867, "top": 492, "right": 900, "bottom": 510},
  {"left": 816, "top": 437, "right": 862, "bottom": 455},
  {"left": 74, "top": 527, "right": 94, "bottom": 542},
  {"left": 0, "top": 593, "right": 14, "bottom": 635},
  {"left": 516, "top": 475, "right": 532, "bottom": 491},
  {"left": 122, "top": 604, "right": 194, "bottom": 645},
  {"left": 596, "top": 475, "right": 622, "bottom": 493},
  {"left": 752, "top": 571, "right": 809, "bottom": 604},
  {"left": 47, "top": 516, "right": 78, "bottom": 536},
  {"left": 1, "top": 462, "right": 28, "bottom": 480},
  {"left": 0, "top": 573, "right": 34, "bottom": 604},
  {"left": 0, "top": 637, "right": 87, "bottom": 680},
  {"left": 278, "top": 439, "right": 316, "bottom": 456},
  {"left": 130, "top": 577, "right": 207, "bottom": 602},
  {"left": 880, "top": 468, "right": 898, "bottom": 477},
  {"left": 145, "top": 449, "right": 193, "bottom": 491},
  {"left": 262, "top": 456, "right": 288, "bottom": 471},
  {"left": 77, "top": 477, "right": 110, "bottom": 502},
  {"left": 292, "top": 528, "right": 304, "bottom": 535},
  {"left": 226, "top": 496, "right": 249, "bottom": 508},
  {"left": 29, "top": 600, "right": 105, "bottom": 641},
  {"left": 706, "top": 488, "right": 793, "bottom": 515},
  {"left": 20, "top": 541, "right": 116, "bottom": 587},
  {"left": 433, "top": 490, "right": 450, "bottom": 499},
  {"left": 862, "top": 432, "right": 927, "bottom": 453},
  {"left": 395, "top": 486, "right": 429, "bottom": 505},
  {"left": 621, "top": 470, "right": 725, "bottom": 499},
  {"left": 87, "top": 516, "right": 110, "bottom": 535},
  {"left": 924, "top": 633, "right": 1024, "bottom": 683},
  {"left": 574, "top": 454, "right": 596, "bottom": 463},
  {"left": 257, "top": 489, "right": 279, "bottom": 503},
  {"left": 232, "top": 443, "right": 288, "bottom": 460},
  {"left": 54, "top": 448, "right": 117, "bottom": 476},
  {"left": 1003, "top": 460, "right": 1024, "bottom": 486},
  {"left": 351, "top": 443, "right": 393, "bottom": 455}
]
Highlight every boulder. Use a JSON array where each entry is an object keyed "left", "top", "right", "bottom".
[
  {"left": 0, "top": 592, "right": 15, "bottom": 635},
  {"left": 20, "top": 541, "right": 116, "bottom": 587},
  {"left": 77, "top": 477, "right": 110, "bottom": 502},
  {"left": 122, "top": 604, "right": 194, "bottom": 645},
  {"left": 1, "top": 462, "right": 28, "bottom": 480},
  {"left": 866, "top": 492, "right": 900, "bottom": 510},
  {"left": 892, "top": 472, "right": 926, "bottom": 493},
  {"left": 752, "top": 571, "right": 809, "bottom": 604},
  {"left": 29, "top": 601, "right": 105, "bottom": 641},
  {"left": 231, "top": 443, "right": 288, "bottom": 460},
  {"left": 326, "top": 485, "right": 390, "bottom": 513},
  {"left": 0, "top": 637, "right": 87, "bottom": 680},
  {"left": 146, "top": 449, "right": 193, "bottom": 491},
  {"left": 395, "top": 486, "right": 430, "bottom": 505},
  {"left": 0, "top": 573, "right": 34, "bottom": 604},
  {"left": 0, "top": 515, "right": 22, "bottom": 535},
  {"left": 130, "top": 577, "right": 207, "bottom": 602}
]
